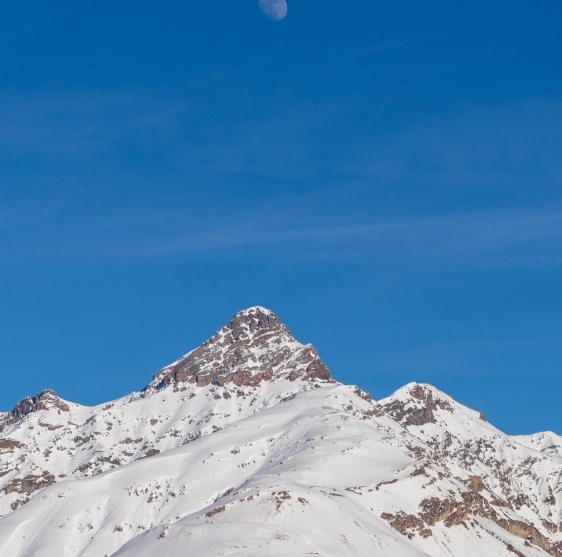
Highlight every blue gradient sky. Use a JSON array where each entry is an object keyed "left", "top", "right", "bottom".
[{"left": 1, "top": 1, "right": 561, "bottom": 434}]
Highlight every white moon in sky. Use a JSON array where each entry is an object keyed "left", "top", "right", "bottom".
[{"left": 258, "top": 0, "right": 288, "bottom": 21}]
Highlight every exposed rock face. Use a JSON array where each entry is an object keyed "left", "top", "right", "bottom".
[
  {"left": 144, "top": 307, "right": 332, "bottom": 393},
  {"left": 381, "top": 384, "right": 452, "bottom": 426},
  {"left": 383, "top": 491, "right": 562, "bottom": 557},
  {"left": 0, "top": 390, "right": 69, "bottom": 431},
  {"left": 496, "top": 518, "right": 562, "bottom": 557},
  {"left": 380, "top": 511, "right": 432, "bottom": 539},
  {"left": 468, "top": 475, "right": 485, "bottom": 492},
  {"left": 0, "top": 440, "right": 24, "bottom": 453},
  {"left": 4, "top": 471, "right": 55, "bottom": 497}
]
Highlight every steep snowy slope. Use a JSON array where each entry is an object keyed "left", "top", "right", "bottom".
[{"left": 0, "top": 307, "right": 561, "bottom": 557}]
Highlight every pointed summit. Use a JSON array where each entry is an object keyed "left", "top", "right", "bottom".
[
  {"left": 144, "top": 307, "right": 332, "bottom": 393},
  {"left": 222, "top": 306, "right": 289, "bottom": 343}
]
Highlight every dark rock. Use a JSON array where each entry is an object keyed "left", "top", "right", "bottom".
[
  {"left": 0, "top": 439, "right": 24, "bottom": 453},
  {"left": 4, "top": 471, "right": 55, "bottom": 496},
  {"left": 143, "top": 307, "right": 332, "bottom": 393}
]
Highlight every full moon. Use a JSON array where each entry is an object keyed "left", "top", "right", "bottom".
[{"left": 258, "top": 0, "right": 288, "bottom": 21}]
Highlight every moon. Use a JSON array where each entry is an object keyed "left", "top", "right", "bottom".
[{"left": 258, "top": 0, "right": 288, "bottom": 21}]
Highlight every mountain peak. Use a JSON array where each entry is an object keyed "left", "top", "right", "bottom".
[
  {"left": 381, "top": 382, "right": 492, "bottom": 431},
  {"left": 144, "top": 307, "right": 333, "bottom": 393},
  {"left": 225, "top": 306, "right": 287, "bottom": 340},
  {"left": 0, "top": 389, "right": 70, "bottom": 431},
  {"left": 235, "top": 305, "right": 275, "bottom": 317},
  {"left": 379, "top": 383, "right": 458, "bottom": 427}
]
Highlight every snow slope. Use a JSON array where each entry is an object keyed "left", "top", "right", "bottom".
[{"left": 0, "top": 307, "right": 560, "bottom": 556}]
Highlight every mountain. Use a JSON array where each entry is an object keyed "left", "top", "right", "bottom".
[{"left": 0, "top": 306, "right": 561, "bottom": 557}]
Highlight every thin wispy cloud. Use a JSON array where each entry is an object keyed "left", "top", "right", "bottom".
[
  {"left": 7, "top": 204, "right": 559, "bottom": 268},
  {"left": 131, "top": 209, "right": 562, "bottom": 263},
  {"left": 2, "top": 90, "right": 561, "bottom": 270},
  {"left": 0, "top": 90, "right": 187, "bottom": 162}
]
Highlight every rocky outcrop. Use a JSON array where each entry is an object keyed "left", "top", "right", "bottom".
[
  {"left": 468, "top": 475, "right": 485, "bottom": 492},
  {"left": 419, "top": 492, "right": 488, "bottom": 527},
  {"left": 381, "top": 511, "right": 432, "bottom": 539},
  {"left": 4, "top": 471, "right": 55, "bottom": 496},
  {"left": 381, "top": 383, "right": 456, "bottom": 427},
  {"left": 0, "top": 440, "right": 24, "bottom": 453},
  {"left": 496, "top": 518, "right": 562, "bottom": 557},
  {"left": 144, "top": 307, "right": 332, "bottom": 392},
  {"left": 384, "top": 489, "right": 562, "bottom": 557},
  {"left": 0, "top": 390, "right": 69, "bottom": 430}
]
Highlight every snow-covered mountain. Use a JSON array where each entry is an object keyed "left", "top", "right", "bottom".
[{"left": 0, "top": 306, "right": 561, "bottom": 557}]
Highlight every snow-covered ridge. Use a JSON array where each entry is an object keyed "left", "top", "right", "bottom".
[{"left": 0, "top": 307, "right": 561, "bottom": 557}]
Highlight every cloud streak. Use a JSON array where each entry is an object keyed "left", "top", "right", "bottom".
[
  {"left": 2, "top": 89, "right": 561, "bottom": 270},
  {"left": 131, "top": 209, "right": 562, "bottom": 263},
  {"left": 9, "top": 205, "right": 557, "bottom": 268}
]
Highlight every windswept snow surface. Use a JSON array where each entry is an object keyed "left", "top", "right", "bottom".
[{"left": 0, "top": 307, "right": 561, "bottom": 557}]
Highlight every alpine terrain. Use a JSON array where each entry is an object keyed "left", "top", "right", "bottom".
[{"left": 0, "top": 306, "right": 561, "bottom": 557}]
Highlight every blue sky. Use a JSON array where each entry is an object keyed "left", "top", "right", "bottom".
[{"left": 1, "top": 1, "right": 561, "bottom": 434}]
